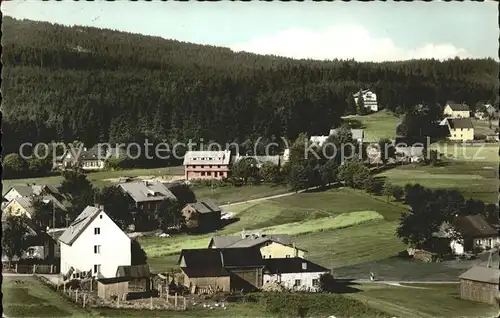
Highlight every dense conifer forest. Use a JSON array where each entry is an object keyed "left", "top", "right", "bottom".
[{"left": 2, "top": 17, "right": 498, "bottom": 155}]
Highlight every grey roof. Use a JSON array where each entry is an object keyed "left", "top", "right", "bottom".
[
  {"left": 183, "top": 150, "right": 231, "bottom": 166},
  {"left": 209, "top": 233, "right": 306, "bottom": 251},
  {"left": 59, "top": 206, "right": 102, "bottom": 246},
  {"left": 447, "top": 118, "right": 473, "bottom": 129},
  {"left": 116, "top": 265, "right": 151, "bottom": 278},
  {"left": 7, "top": 185, "right": 34, "bottom": 197},
  {"left": 447, "top": 103, "right": 470, "bottom": 112},
  {"left": 118, "top": 181, "right": 177, "bottom": 203},
  {"left": 185, "top": 200, "right": 222, "bottom": 214},
  {"left": 459, "top": 266, "right": 500, "bottom": 284},
  {"left": 10, "top": 197, "right": 35, "bottom": 214},
  {"left": 454, "top": 214, "right": 498, "bottom": 237}
]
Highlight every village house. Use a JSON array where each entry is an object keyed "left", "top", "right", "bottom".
[
  {"left": 3, "top": 184, "right": 63, "bottom": 204},
  {"left": 353, "top": 89, "right": 378, "bottom": 112},
  {"left": 459, "top": 266, "right": 500, "bottom": 304},
  {"left": 182, "top": 200, "right": 222, "bottom": 231},
  {"left": 208, "top": 232, "right": 306, "bottom": 259},
  {"left": 59, "top": 205, "right": 131, "bottom": 279},
  {"left": 443, "top": 103, "right": 471, "bottom": 118},
  {"left": 393, "top": 136, "right": 426, "bottom": 163},
  {"left": 445, "top": 118, "right": 474, "bottom": 142},
  {"left": 310, "top": 128, "right": 364, "bottom": 146},
  {"left": 233, "top": 154, "right": 283, "bottom": 169},
  {"left": 1, "top": 215, "right": 60, "bottom": 262},
  {"left": 183, "top": 150, "right": 232, "bottom": 181},
  {"left": 263, "top": 258, "right": 330, "bottom": 292},
  {"left": 179, "top": 247, "right": 264, "bottom": 292},
  {"left": 2, "top": 195, "right": 67, "bottom": 226},
  {"left": 433, "top": 214, "right": 499, "bottom": 255},
  {"left": 54, "top": 145, "right": 126, "bottom": 171},
  {"left": 117, "top": 180, "right": 177, "bottom": 229}
]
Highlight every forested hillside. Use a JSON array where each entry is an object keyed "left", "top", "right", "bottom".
[{"left": 2, "top": 17, "right": 498, "bottom": 154}]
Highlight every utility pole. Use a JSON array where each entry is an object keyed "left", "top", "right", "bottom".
[{"left": 52, "top": 202, "right": 56, "bottom": 229}]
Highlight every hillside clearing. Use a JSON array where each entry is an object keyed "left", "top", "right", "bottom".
[{"left": 342, "top": 111, "right": 400, "bottom": 142}]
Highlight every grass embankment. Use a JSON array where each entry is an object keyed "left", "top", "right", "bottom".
[
  {"left": 342, "top": 111, "right": 400, "bottom": 142},
  {"left": 2, "top": 276, "right": 89, "bottom": 317},
  {"left": 380, "top": 143, "right": 498, "bottom": 203},
  {"left": 143, "top": 188, "right": 407, "bottom": 272},
  {"left": 348, "top": 283, "right": 498, "bottom": 318}
]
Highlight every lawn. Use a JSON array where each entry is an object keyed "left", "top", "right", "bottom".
[
  {"left": 2, "top": 276, "right": 89, "bottom": 317},
  {"left": 380, "top": 144, "right": 498, "bottom": 203},
  {"left": 142, "top": 188, "right": 408, "bottom": 272},
  {"left": 348, "top": 283, "right": 498, "bottom": 318},
  {"left": 192, "top": 183, "right": 291, "bottom": 205},
  {"left": 2, "top": 166, "right": 185, "bottom": 193},
  {"left": 342, "top": 111, "right": 400, "bottom": 142},
  {"left": 472, "top": 118, "right": 498, "bottom": 137},
  {"left": 95, "top": 304, "right": 271, "bottom": 317}
]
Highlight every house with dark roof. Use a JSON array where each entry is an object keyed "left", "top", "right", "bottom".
[
  {"left": 54, "top": 145, "right": 126, "bottom": 171},
  {"left": 2, "top": 194, "right": 67, "bottom": 226},
  {"left": 459, "top": 266, "right": 500, "bottom": 304},
  {"left": 116, "top": 265, "right": 151, "bottom": 291},
  {"left": 178, "top": 247, "right": 265, "bottom": 292},
  {"left": 117, "top": 180, "right": 177, "bottom": 230},
  {"left": 445, "top": 118, "right": 474, "bottom": 141},
  {"left": 59, "top": 205, "right": 131, "bottom": 279},
  {"left": 182, "top": 200, "right": 222, "bottom": 230},
  {"left": 443, "top": 102, "right": 471, "bottom": 118},
  {"left": 263, "top": 258, "right": 330, "bottom": 291},
  {"left": 433, "top": 214, "right": 499, "bottom": 255},
  {"left": 208, "top": 232, "right": 307, "bottom": 259}
]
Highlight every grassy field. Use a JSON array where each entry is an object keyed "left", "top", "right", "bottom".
[
  {"left": 472, "top": 118, "right": 498, "bottom": 137},
  {"left": 192, "top": 183, "right": 291, "bottom": 205},
  {"left": 2, "top": 276, "right": 89, "bottom": 317},
  {"left": 142, "top": 187, "right": 408, "bottom": 272},
  {"left": 2, "top": 166, "right": 185, "bottom": 193},
  {"left": 348, "top": 283, "right": 498, "bottom": 318},
  {"left": 343, "top": 111, "right": 400, "bottom": 142},
  {"left": 380, "top": 143, "right": 498, "bottom": 203}
]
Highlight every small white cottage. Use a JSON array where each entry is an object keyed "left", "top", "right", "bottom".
[{"left": 263, "top": 258, "right": 330, "bottom": 292}]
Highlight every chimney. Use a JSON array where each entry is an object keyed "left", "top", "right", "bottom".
[
  {"left": 302, "top": 262, "right": 307, "bottom": 271},
  {"left": 241, "top": 230, "right": 246, "bottom": 239},
  {"left": 98, "top": 204, "right": 104, "bottom": 211}
]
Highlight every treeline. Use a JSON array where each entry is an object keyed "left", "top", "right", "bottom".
[{"left": 2, "top": 17, "right": 499, "bottom": 155}]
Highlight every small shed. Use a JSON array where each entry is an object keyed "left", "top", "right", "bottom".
[
  {"left": 116, "top": 265, "right": 151, "bottom": 291},
  {"left": 459, "top": 266, "right": 500, "bottom": 304},
  {"left": 97, "top": 277, "right": 129, "bottom": 300},
  {"left": 182, "top": 200, "right": 222, "bottom": 230}
]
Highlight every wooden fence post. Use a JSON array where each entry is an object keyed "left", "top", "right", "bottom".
[
  {"left": 174, "top": 293, "right": 177, "bottom": 307},
  {"left": 15, "top": 263, "right": 18, "bottom": 273},
  {"left": 33, "top": 265, "right": 36, "bottom": 273},
  {"left": 75, "top": 289, "right": 79, "bottom": 302},
  {"left": 83, "top": 293, "right": 86, "bottom": 308},
  {"left": 183, "top": 296, "right": 186, "bottom": 310},
  {"left": 150, "top": 296, "right": 153, "bottom": 310},
  {"left": 117, "top": 295, "right": 120, "bottom": 308}
]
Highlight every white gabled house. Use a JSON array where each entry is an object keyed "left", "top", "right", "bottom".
[
  {"left": 263, "top": 258, "right": 330, "bottom": 292},
  {"left": 353, "top": 89, "right": 378, "bottom": 112},
  {"left": 59, "top": 205, "right": 131, "bottom": 279}
]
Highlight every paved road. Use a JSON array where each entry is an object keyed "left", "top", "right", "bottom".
[{"left": 220, "top": 183, "right": 336, "bottom": 208}]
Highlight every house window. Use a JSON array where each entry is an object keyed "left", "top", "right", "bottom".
[
  {"left": 94, "top": 245, "right": 101, "bottom": 254},
  {"left": 262, "top": 255, "right": 266, "bottom": 259},
  {"left": 201, "top": 172, "right": 206, "bottom": 176},
  {"left": 94, "top": 264, "right": 101, "bottom": 274},
  {"left": 100, "top": 215, "right": 103, "bottom": 219},
  {"left": 94, "top": 227, "right": 100, "bottom": 235},
  {"left": 219, "top": 172, "right": 224, "bottom": 177},
  {"left": 312, "top": 279, "right": 319, "bottom": 286},
  {"left": 286, "top": 255, "right": 290, "bottom": 258},
  {"left": 294, "top": 279, "right": 301, "bottom": 287}
]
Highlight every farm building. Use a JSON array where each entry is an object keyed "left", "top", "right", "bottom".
[
  {"left": 97, "top": 277, "right": 129, "bottom": 301},
  {"left": 182, "top": 200, "right": 222, "bottom": 230},
  {"left": 459, "top": 266, "right": 500, "bottom": 304},
  {"left": 208, "top": 232, "right": 306, "bottom": 259},
  {"left": 263, "top": 258, "right": 330, "bottom": 292},
  {"left": 178, "top": 247, "right": 264, "bottom": 292},
  {"left": 443, "top": 102, "right": 471, "bottom": 118},
  {"left": 116, "top": 264, "right": 151, "bottom": 291}
]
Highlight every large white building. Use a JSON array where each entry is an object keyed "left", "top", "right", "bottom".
[
  {"left": 59, "top": 205, "right": 131, "bottom": 279},
  {"left": 353, "top": 89, "right": 378, "bottom": 112}
]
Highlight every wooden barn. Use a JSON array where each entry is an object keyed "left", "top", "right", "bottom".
[
  {"left": 459, "top": 266, "right": 500, "bottom": 304},
  {"left": 97, "top": 277, "right": 129, "bottom": 301},
  {"left": 178, "top": 247, "right": 264, "bottom": 293},
  {"left": 116, "top": 264, "right": 151, "bottom": 291}
]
